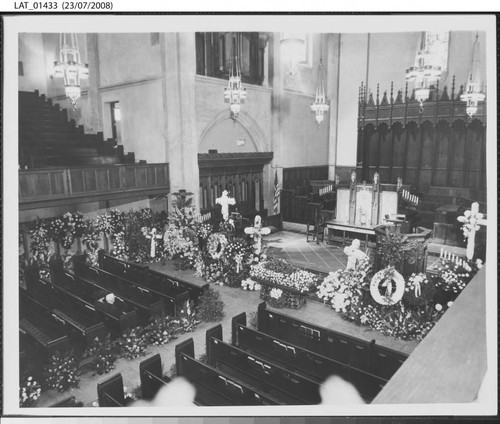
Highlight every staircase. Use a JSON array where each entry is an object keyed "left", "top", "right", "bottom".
[{"left": 19, "top": 90, "right": 134, "bottom": 168}]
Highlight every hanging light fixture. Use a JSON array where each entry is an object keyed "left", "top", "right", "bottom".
[
  {"left": 53, "top": 33, "right": 89, "bottom": 110},
  {"left": 310, "top": 58, "right": 329, "bottom": 125},
  {"left": 461, "top": 34, "right": 485, "bottom": 118},
  {"left": 280, "top": 32, "right": 306, "bottom": 88},
  {"left": 406, "top": 32, "right": 443, "bottom": 111},
  {"left": 223, "top": 33, "right": 246, "bottom": 119}
]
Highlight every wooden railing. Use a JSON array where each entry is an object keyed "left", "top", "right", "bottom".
[{"left": 19, "top": 163, "right": 170, "bottom": 208}]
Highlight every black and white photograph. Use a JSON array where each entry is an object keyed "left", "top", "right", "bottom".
[{"left": 2, "top": 10, "right": 498, "bottom": 419}]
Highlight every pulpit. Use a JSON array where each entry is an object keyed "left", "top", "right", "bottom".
[{"left": 374, "top": 225, "right": 432, "bottom": 278}]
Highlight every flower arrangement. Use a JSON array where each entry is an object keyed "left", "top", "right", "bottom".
[
  {"left": 81, "top": 335, "right": 117, "bottom": 375},
  {"left": 433, "top": 258, "right": 477, "bottom": 294},
  {"left": 358, "top": 302, "right": 445, "bottom": 340},
  {"left": 44, "top": 352, "right": 79, "bottom": 392},
  {"left": 19, "top": 376, "right": 42, "bottom": 407},
  {"left": 405, "top": 273, "right": 436, "bottom": 307},
  {"left": 317, "top": 257, "right": 372, "bottom": 313},
  {"left": 196, "top": 288, "right": 225, "bottom": 322},
  {"left": 116, "top": 326, "right": 148, "bottom": 360},
  {"left": 170, "top": 205, "right": 198, "bottom": 228},
  {"left": 29, "top": 220, "right": 52, "bottom": 278},
  {"left": 163, "top": 224, "right": 199, "bottom": 270},
  {"left": 126, "top": 208, "right": 167, "bottom": 263},
  {"left": 269, "top": 287, "right": 283, "bottom": 299},
  {"left": 59, "top": 212, "right": 86, "bottom": 250},
  {"left": 206, "top": 233, "right": 228, "bottom": 260},
  {"left": 250, "top": 259, "right": 318, "bottom": 293},
  {"left": 47, "top": 218, "right": 66, "bottom": 245},
  {"left": 241, "top": 278, "right": 261, "bottom": 291},
  {"left": 196, "top": 222, "right": 213, "bottom": 241},
  {"left": 201, "top": 260, "right": 224, "bottom": 284},
  {"left": 172, "top": 300, "right": 200, "bottom": 332},
  {"left": 370, "top": 266, "right": 406, "bottom": 306},
  {"left": 377, "top": 231, "right": 406, "bottom": 267},
  {"left": 144, "top": 316, "right": 176, "bottom": 346}
]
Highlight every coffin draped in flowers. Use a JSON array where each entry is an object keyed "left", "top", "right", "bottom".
[{"left": 249, "top": 258, "right": 318, "bottom": 293}]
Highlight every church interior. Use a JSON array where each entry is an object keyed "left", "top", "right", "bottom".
[{"left": 7, "top": 16, "right": 496, "bottom": 414}]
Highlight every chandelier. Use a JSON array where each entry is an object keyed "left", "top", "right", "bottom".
[
  {"left": 310, "top": 59, "right": 329, "bottom": 125},
  {"left": 460, "top": 34, "right": 485, "bottom": 118},
  {"left": 53, "top": 33, "right": 89, "bottom": 110},
  {"left": 223, "top": 33, "right": 246, "bottom": 119},
  {"left": 406, "top": 32, "right": 444, "bottom": 111}
]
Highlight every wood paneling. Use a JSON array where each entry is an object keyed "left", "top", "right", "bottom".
[
  {"left": 19, "top": 163, "right": 170, "bottom": 208},
  {"left": 283, "top": 166, "right": 329, "bottom": 191}
]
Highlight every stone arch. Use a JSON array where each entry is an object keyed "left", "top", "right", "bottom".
[{"left": 198, "top": 109, "right": 267, "bottom": 153}]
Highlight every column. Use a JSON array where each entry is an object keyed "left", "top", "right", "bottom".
[
  {"left": 266, "top": 33, "right": 284, "bottom": 214},
  {"left": 160, "top": 33, "right": 200, "bottom": 210},
  {"left": 326, "top": 34, "right": 341, "bottom": 180},
  {"left": 85, "top": 33, "right": 103, "bottom": 134}
]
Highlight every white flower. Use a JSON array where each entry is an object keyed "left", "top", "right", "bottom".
[
  {"left": 447, "top": 301, "right": 453, "bottom": 307},
  {"left": 435, "top": 303, "right": 443, "bottom": 311},
  {"left": 476, "top": 259, "right": 483, "bottom": 269}
]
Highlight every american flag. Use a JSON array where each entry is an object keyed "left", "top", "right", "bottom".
[{"left": 273, "top": 170, "right": 280, "bottom": 214}]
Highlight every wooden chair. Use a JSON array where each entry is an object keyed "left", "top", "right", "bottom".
[{"left": 306, "top": 205, "right": 325, "bottom": 244}]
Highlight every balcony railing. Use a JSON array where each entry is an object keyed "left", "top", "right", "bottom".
[{"left": 19, "top": 163, "right": 170, "bottom": 209}]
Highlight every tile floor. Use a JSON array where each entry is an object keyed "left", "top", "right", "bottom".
[{"left": 35, "top": 227, "right": 420, "bottom": 408}]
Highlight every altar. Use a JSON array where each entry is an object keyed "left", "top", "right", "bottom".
[{"left": 326, "top": 172, "right": 411, "bottom": 250}]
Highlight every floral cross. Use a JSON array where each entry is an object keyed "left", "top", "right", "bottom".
[
  {"left": 216, "top": 190, "right": 236, "bottom": 221},
  {"left": 457, "top": 202, "right": 487, "bottom": 260},
  {"left": 244, "top": 215, "right": 271, "bottom": 259},
  {"left": 144, "top": 228, "right": 163, "bottom": 258}
]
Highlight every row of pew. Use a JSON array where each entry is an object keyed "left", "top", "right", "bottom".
[
  {"left": 97, "top": 303, "right": 408, "bottom": 406},
  {"left": 19, "top": 253, "right": 208, "bottom": 376}
]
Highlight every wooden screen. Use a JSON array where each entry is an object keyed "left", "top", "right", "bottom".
[
  {"left": 357, "top": 81, "right": 486, "bottom": 194},
  {"left": 198, "top": 152, "right": 273, "bottom": 219}
]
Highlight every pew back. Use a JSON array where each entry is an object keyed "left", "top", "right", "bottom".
[
  {"left": 258, "top": 303, "right": 407, "bottom": 381},
  {"left": 99, "top": 251, "right": 207, "bottom": 304},
  {"left": 232, "top": 320, "right": 386, "bottom": 402},
  {"left": 175, "top": 338, "right": 281, "bottom": 406},
  {"left": 207, "top": 331, "right": 321, "bottom": 404},
  {"left": 48, "top": 262, "right": 138, "bottom": 334},
  {"left": 139, "top": 354, "right": 171, "bottom": 400},
  {"left": 97, "top": 373, "right": 126, "bottom": 407}
]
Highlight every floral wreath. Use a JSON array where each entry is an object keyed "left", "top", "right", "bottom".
[
  {"left": 206, "top": 233, "right": 228, "bottom": 260},
  {"left": 370, "top": 267, "right": 405, "bottom": 305}
]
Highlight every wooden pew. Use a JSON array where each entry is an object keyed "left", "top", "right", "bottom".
[
  {"left": 98, "top": 250, "right": 148, "bottom": 284},
  {"left": 231, "top": 313, "right": 386, "bottom": 402},
  {"left": 139, "top": 354, "right": 172, "bottom": 400},
  {"left": 71, "top": 259, "right": 163, "bottom": 325},
  {"left": 98, "top": 252, "right": 190, "bottom": 317},
  {"left": 19, "top": 291, "right": 70, "bottom": 357},
  {"left": 175, "top": 338, "right": 282, "bottom": 406},
  {"left": 97, "top": 373, "right": 129, "bottom": 407},
  {"left": 24, "top": 266, "right": 106, "bottom": 346},
  {"left": 206, "top": 325, "right": 321, "bottom": 404},
  {"left": 46, "top": 262, "right": 138, "bottom": 335},
  {"left": 147, "top": 269, "right": 206, "bottom": 306},
  {"left": 257, "top": 302, "right": 407, "bottom": 381},
  {"left": 98, "top": 251, "right": 207, "bottom": 305}
]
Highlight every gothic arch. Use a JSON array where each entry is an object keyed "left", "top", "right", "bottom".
[{"left": 198, "top": 109, "right": 267, "bottom": 153}]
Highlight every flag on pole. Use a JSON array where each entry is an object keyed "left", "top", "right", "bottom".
[{"left": 273, "top": 170, "right": 280, "bottom": 214}]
